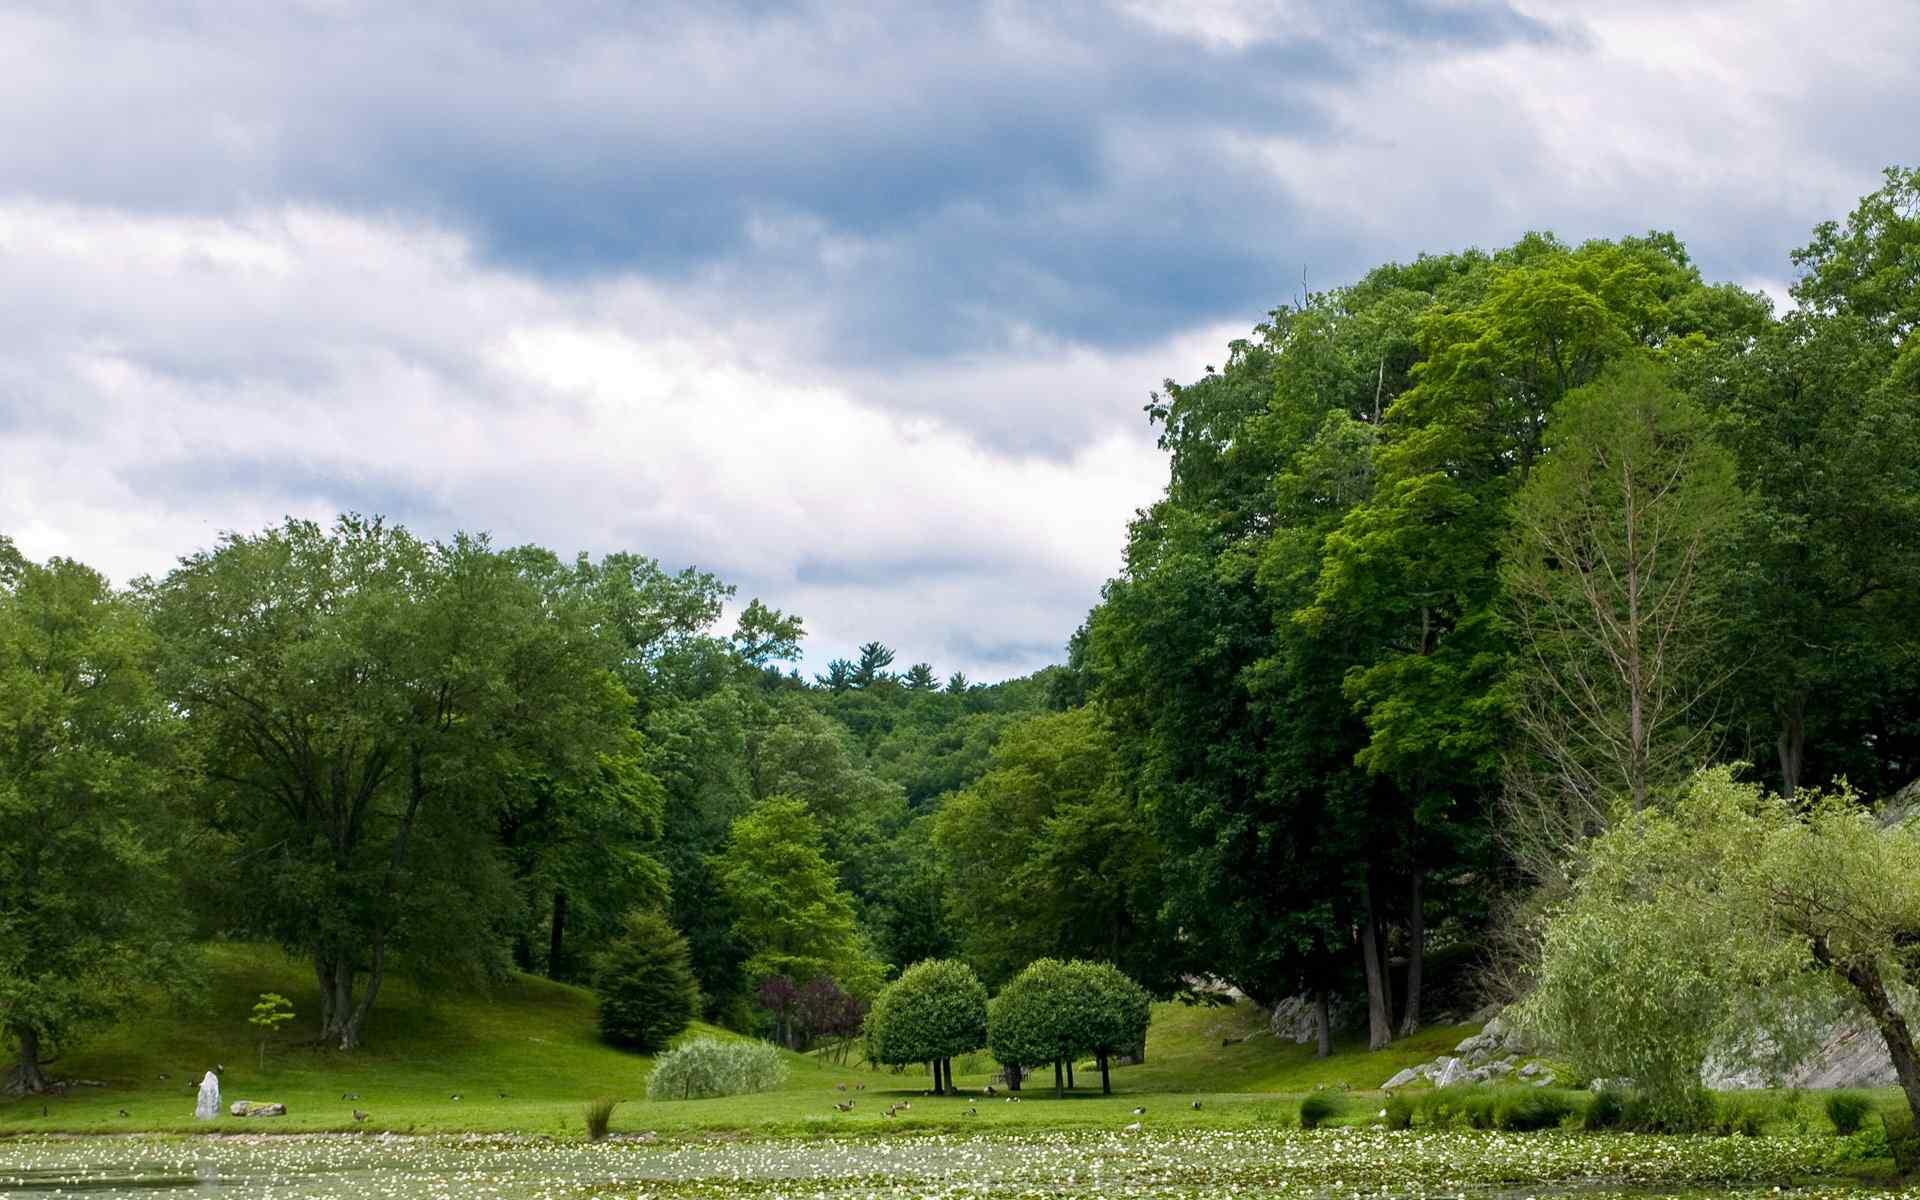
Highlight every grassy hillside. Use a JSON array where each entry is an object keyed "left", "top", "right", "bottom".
[{"left": 0, "top": 944, "right": 1472, "bottom": 1137}]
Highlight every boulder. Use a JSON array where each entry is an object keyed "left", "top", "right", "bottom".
[
  {"left": 1518, "top": 1063, "right": 1540, "bottom": 1079},
  {"left": 1381, "top": 1068, "right": 1420, "bottom": 1090},
  {"left": 1433, "top": 1058, "right": 1468, "bottom": 1088},
  {"left": 230, "top": 1101, "right": 287, "bottom": 1117}
]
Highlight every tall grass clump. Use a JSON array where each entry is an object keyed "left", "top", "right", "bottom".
[
  {"left": 1827, "top": 1092, "right": 1873, "bottom": 1136},
  {"left": 1299, "top": 1090, "right": 1343, "bottom": 1129},
  {"left": 646, "top": 1037, "right": 789, "bottom": 1101},
  {"left": 1495, "top": 1087, "right": 1577, "bottom": 1131},
  {"left": 583, "top": 1096, "right": 619, "bottom": 1140},
  {"left": 1584, "top": 1087, "right": 1626, "bottom": 1130},
  {"left": 1383, "top": 1093, "right": 1413, "bottom": 1130}
]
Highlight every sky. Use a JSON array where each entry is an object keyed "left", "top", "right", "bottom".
[{"left": 2, "top": 1, "right": 1915, "bottom": 680}]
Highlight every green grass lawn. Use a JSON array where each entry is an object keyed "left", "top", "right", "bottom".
[{"left": 0, "top": 943, "right": 1476, "bottom": 1138}]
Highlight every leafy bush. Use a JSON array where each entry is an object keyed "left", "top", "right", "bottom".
[
  {"left": 1459, "top": 1089, "right": 1499, "bottom": 1130},
  {"left": 583, "top": 1096, "right": 618, "bottom": 1140},
  {"left": 1299, "top": 1090, "right": 1343, "bottom": 1130},
  {"left": 1383, "top": 1094, "right": 1413, "bottom": 1130},
  {"left": 1495, "top": 1088, "right": 1577, "bottom": 1131},
  {"left": 1714, "top": 1094, "right": 1769, "bottom": 1137},
  {"left": 865, "top": 959, "right": 988, "bottom": 1069},
  {"left": 594, "top": 911, "right": 699, "bottom": 1052},
  {"left": 1584, "top": 1088, "right": 1627, "bottom": 1130},
  {"left": 1884, "top": 1110, "right": 1920, "bottom": 1174},
  {"left": 1827, "top": 1091, "right": 1873, "bottom": 1136},
  {"left": 1621, "top": 1087, "right": 1713, "bottom": 1133},
  {"left": 646, "top": 1037, "right": 789, "bottom": 1101}
]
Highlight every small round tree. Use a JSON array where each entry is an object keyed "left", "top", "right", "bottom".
[
  {"left": 594, "top": 911, "right": 700, "bottom": 1052},
  {"left": 863, "top": 958, "right": 986, "bottom": 1094},
  {"left": 988, "top": 957, "right": 1081, "bottom": 1097},
  {"left": 1064, "top": 960, "right": 1151, "bottom": 1095}
]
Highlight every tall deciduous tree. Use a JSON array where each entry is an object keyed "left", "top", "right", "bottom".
[
  {"left": 1, "top": 541, "right": 195, "bottom": 1093},
  {"left": 714, "top": 797, "right": 882, "bottom": 997},
  {"left": 1501, "top": 357, "right": 1744, "bottom": 862},
  {"left": 147, "top": 516, "right": 633, "bottom": 1049},
  {"left": 862, "top": 957, "right": 986, "bottom": 1095}
]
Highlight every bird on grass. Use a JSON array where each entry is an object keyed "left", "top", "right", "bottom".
[
  {"left": 1132, "top": 1106, "right": 1147, "bottom": 1115},
  {"left": 118, "top": 1109, "right": 129, "bottom": 1118},
  {"left": 157, "top": 1073, "right": 170, "bottom": 1082},
  {"left": 341, "top": 1093, "right": 359, "bottom": 1101},
  {"left": 449, "top": 1093, "right": 462, "bottom": 1101},
  {"left": 497, "top": 1091, "right": 509, "bottom": 1099},
  {"left": 833, "top": 1100, "right": 854, "bottom": 1113},
  {"left": 884, "top": 1104, "right": 900, "bottom": 1117},
  {"left": 965, "top": 1107, "right": 977, "bottom": 1117},
  {"left": 1191, "top": 1101, "right": 1203, "bottom": 1110},
  {"left": 854, "top": 1083, "right": 865, "bottom": 1091},
  {"left": 984, "top": 1084, "right": 997, "bottom": 1096},
  {"left": 353, "top": 1110, "right": 369, "bottom": 1122},
  {"left": 835, "top": 1082, "right": 848, "bottom": 1092}
]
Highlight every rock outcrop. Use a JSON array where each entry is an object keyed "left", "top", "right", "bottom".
[{"left": 230, "top": 1101, "right": 288, "bottom": 1117}]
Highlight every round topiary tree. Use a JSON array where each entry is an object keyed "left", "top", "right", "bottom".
[
  {"left": 594, "top": 910, "right": 700, "bottom": 1052},
  {"left": 863, "top": 958, "right": 987, "bottom": 1094},
  {"left": 988, "top": 957, "right": 1082, "bottom": 1097},
  {"left": 1064, "top": 960, "right": 1151, "bottom": 1094}
]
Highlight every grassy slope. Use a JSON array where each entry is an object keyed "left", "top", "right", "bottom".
[{"left": 0, "top": 943, "right": 1472, "bottom": 1137}]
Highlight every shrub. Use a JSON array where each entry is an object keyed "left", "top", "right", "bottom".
[
  {"left": 1383, "top": 1094, "right": 1413, "bottom": 1130},
  {"left": 1584, "top": 1088, "right": 1626, "bottom": 1130},
  {"left": 646, "top": 1037, "right": 788, "bottom": 1101},
  {"left": 1713, "top": 1094, "right": 1770, "bottom": 1137},
  {"left": 595, "top": 911, "right": 699, "bottom": 1052},
  {"left": 1495, "top": 1088, "right": 1577, "bottom": 1131},
  {"left": 1828, "top": 1091, "right": 1874, "bottom": 1136},
  {"left": 1885, "top": 1110, "right": 1920, "bottom": 1175},
  {"left": 583, "top": 1096, "right": 618, "bottom": 1141},
  {"left": 1299, "top": 1090, "right": 1343, "bottom": 1130},
  {"left": 1459, "top": 1089, "right": 1500, "bottom": 1130}
]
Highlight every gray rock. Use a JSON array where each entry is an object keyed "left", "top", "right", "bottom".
[
  {"left": 230, "top": 1101, "right": 287, "bottom": 1117},
  {"left": 1381, "top": 1068, "right": 1420, "bottom": 1090},
  {"left": 1434, "top": 1058, "right": 1468, "bottom": 1088},
  {"left": 1519, "top": 1063, "right": 1540, "bottom": 1079},
  {"left": 1533, "top": 1077, "right": 1554, "bottom": 1088}
]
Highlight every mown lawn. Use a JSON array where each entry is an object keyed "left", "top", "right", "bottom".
[{"left": 0, "top": 944, "right": 1475, "bottom": 1137}]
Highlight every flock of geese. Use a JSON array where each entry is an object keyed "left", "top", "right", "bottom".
[{"left": 831, "top": 1083, "right": 1203, "bottom": 1126}]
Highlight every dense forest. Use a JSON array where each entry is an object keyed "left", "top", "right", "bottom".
[{"left": 4, "top": 167, "right": 1917, "bottom": 1099}]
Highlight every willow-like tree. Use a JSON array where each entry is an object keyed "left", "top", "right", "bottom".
[{"left": 147, "top": 516, "right": 634, "bottom": 1050}]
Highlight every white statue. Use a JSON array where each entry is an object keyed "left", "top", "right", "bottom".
[{"left": 194, "top": 1070, "right": 220, "bottom": 1120}]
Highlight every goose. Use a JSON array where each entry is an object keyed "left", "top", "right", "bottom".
[
  {"left": 1191, "top": 1100, "right": 1202, "bottom": 1110},
  {"left": 353, "top": 1109, "right": 369, "bottom": 1122},
  {"left": 118, "top": 1109, "right": 129, "bottom": 1118},
  {"left": 1132, "top": 1106, "right": 1147, "bottom": 1115},
  {"left": 833, "top": 1100, "right": 854, "bottom": 1113}
]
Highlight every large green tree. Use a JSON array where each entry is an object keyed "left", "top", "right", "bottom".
[
  {"left": 714, "top": 797, "right": 882, "bottom": 997},
  {"left": 147, "top": 516, "right": 634, "bottom": 1049},
  {"left": 862, "top": 957, "right": 987, "bottom": 1095},
  {"left": 1, "top": 540, "right": 195, "bottom": 1093}
]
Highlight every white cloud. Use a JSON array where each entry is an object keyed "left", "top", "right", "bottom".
[{"left": 0, "top": 203, "right": 1190, "bottom": 679}]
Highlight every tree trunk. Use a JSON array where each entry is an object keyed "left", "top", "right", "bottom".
[
  {"left": 1399, "top": 868, "right": 1425, "bottom": 1037},
  {"left": 4, "top": 1026, "right": 49, "bottom": 1096},
  {"left": 1054, "top": 1059, "right": 1064, "bottom": 1100},
  {"left": 1066, "top": 1059, "right": 1074, "bottom": 1089},
  {"left": 548, "top": 890, "right": 569, "bottom": 979},
  {"left": 1314, "top": 988, "right": 1332, "bottom": 1059},
  {"left": 1777, "top": 694, "right": 1807, "bottom": 800},
  {"left": 1360, "top": 883, "right": 1393, "bottom": 1051},
  {"left": 1831, "top": 951, "right": 1920, "bottom": 1126},
  {"left": 1006, "top": 1063, "right": 1022, "bottom": 1092},
  {"left": 1098, "top": 1051, "right": 1111, "bottom": 1095}
]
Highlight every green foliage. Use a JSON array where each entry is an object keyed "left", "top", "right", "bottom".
[
  {"left": 1829, "top": 1091, "right": 1875, "bottom": 1136},
  {"left": 145, "top": 516, "right": 637, "bottom": 1050},
  {"left": 863, "top": 959, "right": 987, "bottom": 1067},
  {"left": 1382, "top": 1093, "right": 1413, "bottom": 1130},
  {"left": 1493, "top": 1088, "right": 1578, "bottom": 1131},
  {"left": 582, "top": 1096, "right": 618, "bottom": 1140},
  {"left": 715, "top": 797, "right": 882, "bottom": 997},
  {"left": 593, "top": 912, "right": 699, "bottom": 1053},
  {"left": 1584, "top": 1088, "right": 1626, "bottom": 1130},
  {"left": 988, "top": 958, "right": 1080, "bottom": 1074},
  {"left": 248, "top": 992, "right": 296, "bottom": 1072},
  {"left": 1884, "top": 1109, "right": 1920, "bottom": 1174},
  {"left": 1065, "top": 960, "right": 1152, "bottom": 1059},
  {"left": 0, "top": 548, "right": 196, "bottom": 1092},
  {"left": 644, "top": 1037, "right": 788, "bottom": 1101},
  {"left": 934, "top": 709, "right": 1176, "bottom": 990},
  {"left": 1298, "top": 1090, "right": 1342, "bottom": 1129}
]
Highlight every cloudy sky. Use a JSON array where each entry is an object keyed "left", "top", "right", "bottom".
[{"left": 2, "top": 1, "right": 1913, "bottom": 679}]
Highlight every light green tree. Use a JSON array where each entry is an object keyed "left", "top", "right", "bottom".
[
  {"left": 0, "top": 540, "right": 196, "bottom": 1094},
  {"left": 1501, "top": 357, "right": 1745, "bottom": 870},
  {"left": 862, "top": 958, "right": 987, "bottom": 1095},
  {"left": 987, "top": 957, "right": 1080, "bottom": 1096},
  {"left": 715, "top": 798, "right": 882, "bottom": 997},
  {"left": 1521, "top": 766, "right": 1920, "bottom": 1128},
  {"left": 1063, "top": 960, "right": 1152, "bottom": 1095},
  {"left": 248, "top": 993, "right": 296, "bottom": 1073}
]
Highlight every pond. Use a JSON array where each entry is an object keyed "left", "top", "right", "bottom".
[{"left": 0, "top": 1128, "right": 1896, "bottom": 1198}]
